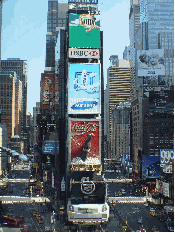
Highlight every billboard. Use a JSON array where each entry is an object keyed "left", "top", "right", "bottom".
[
  {"left": 68, "top": 0, "right": 98, "bottom": 3},
  {"left": 42, "top": 141, "right": 59, "bottom": 155},
  {"left": 68, "top": 63, "right": 101, "bottom": 114},
  {"left": 163, "top": 182, "right": 170, "bottom": 197},
  {"left": 69, "top": 13, "right": 100, "bottom": 48},
  {"left": 40, "top": 73, "right": 59, "bottom": 110},
  {"left": 68, "top": 119, "right": 101, "bottom": 171},
  {"left": 69, "top": 48, "right": 99, "bottom": 59},
  {"left": 160, "top": 149, "right": 174, "bottom": 173},
  {"left": 137, "top": 49, "right": 165, "bottom": 76},
  {"left": 142, "top": 156, "right": 160, "bottom": 178}
]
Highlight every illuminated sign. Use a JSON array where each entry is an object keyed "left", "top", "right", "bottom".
[
  {"left": 160, "top": 149, "right": 174, "bottom": 173},
  {"left": 69, "top": 48, "right": 99, "bottom": 59},
  {"left": 42, "top": 141, "right": 59, "bottom": 155},
  {"left": 68, "top": 63, "right": 101, "bottom": 114},
  {"left": 68, "top": 119, "right": 101, "bottom": 169},
  {"left": 142, "top": 156, "right": 160, "bottom": 178},
  {"left": 69, "top": 13, "right": 100, "bottom": 48},
  {"left": 68, "top": 0, "right": 98, "bottom": 3},
  {"left": 137, "top": 49, "right": 165, "bottom": 76}
]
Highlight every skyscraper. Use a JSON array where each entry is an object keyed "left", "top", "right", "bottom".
[
  {"left": 140, "top": 0, "right": 174, "bottom": 87},
  {"left": 129, "top": 0, "right": 140, "bottom": 98},
  {"left": 106, "top": 57, "right": 131, "bottom": 158},
  {"left": 1, "top": 59, "right": 28, "bottom": 151},
  {"left": 45, "top": 0, "right": 68, "bottom": 71},
  {"left": 0, "top": 71, "right": 16, "bottom": 143},
  {"left": 0, "top": 0, "right": 3, "bottom": 71}
]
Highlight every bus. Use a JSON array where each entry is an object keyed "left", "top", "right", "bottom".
[{"left": 67, "top": 179, "right": 109, "bottom": 225}]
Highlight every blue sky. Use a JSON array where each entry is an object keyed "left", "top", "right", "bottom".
[{"left": 2, "top": 0, "right": 130, "bottom": 114}]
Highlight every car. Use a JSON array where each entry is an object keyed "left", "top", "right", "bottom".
[
  {"left": 144, "top": 203, "right": 149, "bottom": 207},
  {"left": 151, "top": 227, "right": 160, "bottom": 232},
  {"left": 150, "top": 209, "right": 157, "bottom": 216},
  {"left": 158, "top": 216, "right": 164, "bottom": 222},
  {"left": 167, "top": 224, "right": 174, "bottom": 232},
  {"left": 137, "top": 217, "right": 142, "bottom": 224}
]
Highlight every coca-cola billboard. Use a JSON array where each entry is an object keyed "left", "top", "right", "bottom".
[{"left": 68, "top": 119, "right": 101, "bottom": 169}]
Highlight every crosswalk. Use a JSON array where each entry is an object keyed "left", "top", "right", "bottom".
[
  {"left": 0, "top": 196, "right": 51, "bottom": 204},
  {"left": 108, "top": 196, "right": 147, "bottom": 203}
]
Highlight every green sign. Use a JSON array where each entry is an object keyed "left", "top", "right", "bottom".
[{"left": 69, "top": 13, "right": 100, "bottom": 48}]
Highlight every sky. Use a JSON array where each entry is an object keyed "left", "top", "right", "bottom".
[{"left": 2, "top": 0, "right": 130, "bottom": 114}]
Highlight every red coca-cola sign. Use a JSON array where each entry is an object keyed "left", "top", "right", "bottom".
[{"left": 70, "top": 120, "right": 100, "bottom": 164}]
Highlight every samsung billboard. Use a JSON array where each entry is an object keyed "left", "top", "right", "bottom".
[
  {"left": 137, "top": 49, "right": 165, "bottom": 76},
  {"left": 68, "top": 63, "right": 101, "bottom": 114},
  {"left": 69, "top": 13, "right": 100, "bottom": 48}
]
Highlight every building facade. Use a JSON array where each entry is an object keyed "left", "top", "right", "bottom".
[
  {"left": 111, "top": 102, "right": 131, "bottom": 160},
  {"left": 1, "top": 58, "right": 28, "bottom": 152},
  {"left": 106, "top": 57, "right": 131, "bottom": 158},
  {"left": 0, "top": 72, "right": 16, "bottom": 143}
]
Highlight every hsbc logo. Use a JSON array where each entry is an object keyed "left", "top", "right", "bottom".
[
  {"left": 89, "top": 51, "right": 98, "bottom": 56},
  {"left": 69, "top": 49, "right": 99, "bottom": 59}
]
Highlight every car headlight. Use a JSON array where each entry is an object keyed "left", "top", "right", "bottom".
[
  {"left": 69, "top": 205, "right": 74, "bottom": 212},
  {"left": 102, "top": 204, "right": 107, "bottom": 212}
]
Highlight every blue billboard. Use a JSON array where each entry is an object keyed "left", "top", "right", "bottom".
[
  {"left": 142, "top": 156, "right": 160, "bottom": 178},
  {"left": 42, "top": 141, "right": 59, "bottom": 155},
  {"left": 68, "top": 63, "right": 100, "bottom": 114}
]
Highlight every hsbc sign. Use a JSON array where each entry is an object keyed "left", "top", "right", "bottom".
[{"left": 69, "top": 48, "right": 99, "bottom": 59}]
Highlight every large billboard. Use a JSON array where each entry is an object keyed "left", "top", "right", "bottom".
[
  {"left": 160, "top": 149, "right": 174, "bottom": 173},
  {"left": 68, "top": 63, "right": 101, "bottom": 114},
  {"left": 142, "top": 156, "right": 160, "bottom": 178},
  {"left": 137, "top": 49, "right": 165, "bottom": 76},
  {"left": 69, "top": 13, "right": 100, "bottom": 48},
  {"left": 68, "top": 119, "right": 101, "bottom": 171}
]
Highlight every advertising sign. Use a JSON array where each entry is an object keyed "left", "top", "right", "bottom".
[
  {"left": 40, "top": 73, "right": 59, "bottom": 110},
  {"left": 42, "top": 141, "right": 59, "bottom": 155},
  {"left": 142, "top": 156, "right": 160, "bottom": 178},
  {"left": 68, "top": 63, "right": 100, "bottom": 114},
  {"left": 163, "top": 182, "right": 170, "bottom": 197},
  {"left": 69, "top": 119, "right": 101, "bottom": 169},
  {"left": 69, "top": 48, "right": 99, "bottom": 59},
  {"left": 137, "top": 49, "right": 165, "bottom": 76},
  {"left": 68, "top": 0, "right": 98, "bottom": 3},
  {"left": 69, "top": 13, "right": 100, "bottom": 48},
  {"left": 160, "top": 149, "right": 174, "bottom": 173}
]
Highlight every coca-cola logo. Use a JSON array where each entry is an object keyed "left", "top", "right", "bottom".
[
  {"left": 72, "top": 122, "right": 99, "bottom": 134},
  {"left": 81, "top": 181, "right": 95, "bottom": 194}
]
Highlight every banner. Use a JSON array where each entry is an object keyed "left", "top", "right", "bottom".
[
  {"left": 69, "top": 13, "right": 100, "bottom": 48},
  {"left": 137, "top": 49, "right": 165, "bottom": 76},
  {"left": 68, "top": 63, "right": 100, "bottom": 114},
  {"left": 69, "top": 119, "right": 101, "bottom": 167}
]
